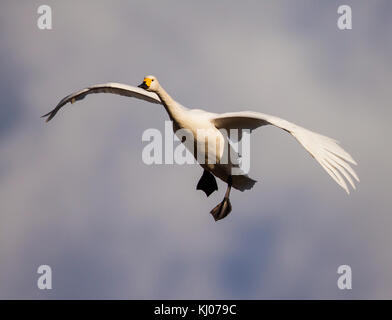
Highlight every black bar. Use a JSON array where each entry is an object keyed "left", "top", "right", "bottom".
[{"left": 0, "top": 300, "right": 389, "bottom": 318}]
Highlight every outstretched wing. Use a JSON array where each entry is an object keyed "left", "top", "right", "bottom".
[
  {"left": 212, "top": 111, "right": 359, "bottom": 194},
  {"left": 42, "top": 83, "right": 162, "bottom": 122}
]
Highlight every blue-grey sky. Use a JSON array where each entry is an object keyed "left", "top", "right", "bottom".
[{"left": 0, "top": 1, "right": 391, "bottom": 299}]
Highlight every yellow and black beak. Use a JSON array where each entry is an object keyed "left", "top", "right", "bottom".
[{"left": 138, "top": 78, "right": 152, "bottom": 89}]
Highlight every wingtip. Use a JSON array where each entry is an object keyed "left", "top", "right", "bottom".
[
  {"left": 41, "top": 114, "right": 51, "bottom": 122},
  {"left": 41, "top": 109, "right": 58, "bottom": 122},
  {"left": 41, "top": 110, "right": 53, "bottom": 122}
]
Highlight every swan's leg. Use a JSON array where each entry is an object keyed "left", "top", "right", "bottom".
[{"left": 210, "top": 176, "right": 232, "bottom": 221}]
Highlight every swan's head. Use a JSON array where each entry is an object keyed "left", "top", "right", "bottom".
[{"left": 138, "top": 75, "right": 159, "bottom": 92}]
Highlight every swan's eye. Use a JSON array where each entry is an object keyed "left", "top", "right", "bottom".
[{"left": 151, "top": 79, "right": 154, "bottom": 82}]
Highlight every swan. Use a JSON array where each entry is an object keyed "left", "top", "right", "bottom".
[{"left": 42, "top": 75, "right": 359, "bottom": 221}]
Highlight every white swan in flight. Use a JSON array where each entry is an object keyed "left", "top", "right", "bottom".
[{"left": 42, "top": 75, "right": 359, "bottom": 221}]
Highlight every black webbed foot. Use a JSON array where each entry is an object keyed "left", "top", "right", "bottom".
[
  {"left": 210, "top": 197, "right": 232, "bottom": 221},
  {"left": 197, "top": 170, "right": 218, "bottom": 197}
]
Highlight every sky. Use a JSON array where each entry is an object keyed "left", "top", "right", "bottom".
[{"left": 0, "top": 1, "right": 391, "bottom": 299}]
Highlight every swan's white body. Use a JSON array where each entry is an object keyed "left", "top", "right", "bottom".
[{"left": 43, "top": 76, "right": 359, "bottom": 196}]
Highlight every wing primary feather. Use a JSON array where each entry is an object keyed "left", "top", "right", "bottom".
[
  {"left": 320, "top": 158, "right": 349, "bottom": 194},
  {"left": 327, "top": 152, "right": 359, "bottom": 182},
  {"left": 325, "top": 156, "right": 356, "bottom": 190}
]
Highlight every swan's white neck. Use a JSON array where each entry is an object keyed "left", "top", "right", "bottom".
[{"left": 156, "top": 86, "right": 185, "bottom": 121}]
